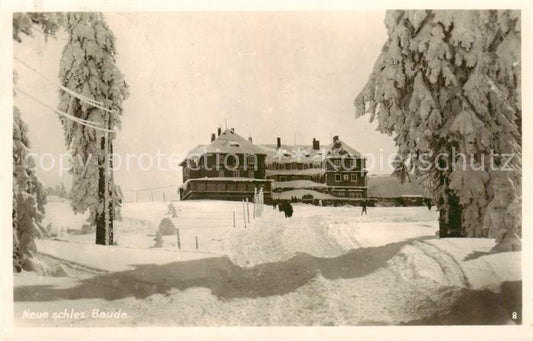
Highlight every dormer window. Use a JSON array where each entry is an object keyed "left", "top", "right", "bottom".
[{"left": 229, "top": 142, "right": 240, "bottom": 147}]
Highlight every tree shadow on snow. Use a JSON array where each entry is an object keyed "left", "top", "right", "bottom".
[
  {"left": 463, "top": 251, "right": 492, "bottom": 261},
  {"left": 14, "top": 236, "right": 435, "bottom": 302}
]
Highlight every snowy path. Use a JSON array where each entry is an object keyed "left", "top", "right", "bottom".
[{"left": 15, "top": 202, "right": 521, "bottom": 326}]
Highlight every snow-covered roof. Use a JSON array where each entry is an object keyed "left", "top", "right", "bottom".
[
  {"left": 272, "top": 180, "right": 327, "bottom": 190},
  {"left": 266, "top": 168, "right": 325, "bottom": 176},
  {"left": 261, "top": 139, "right": 364, "bottom": 164},
  {"left": 181, "top": 129, "right": 267, "bottom": 165},
  {"left": 261, "top": 144, "right": 326, "bottom": 165},
  {"left": 325, "top": 140, "right": 363, "bottom": 158}
]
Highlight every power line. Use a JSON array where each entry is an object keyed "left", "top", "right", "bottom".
[
  {"left": 14, "top": 57, "right": 117, "bottom": 114},
  {"left": 15, "top": 87, "right": 115, "bottom": 133},
  {"left": 122, "top": 184, "right": 177, "bottom": 192}
]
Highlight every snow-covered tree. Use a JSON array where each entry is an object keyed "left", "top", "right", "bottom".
[
  {"left": 12, "top": 12, "right": 63, "bottom": 273},
  {"left": 355, "top": 10, "right": 521, "bottom": 237},
  {"left": 13, "top": 106, "right": 48, "bottom": 272},
  {"left": 167, "top": 203, "right": 178, "bottom": 218},
  {"left": 13, "top": 12, "right": 64, "bottom": 42},
  {"left": 58, "top": 13, "right": 129, "bottom": 244}
]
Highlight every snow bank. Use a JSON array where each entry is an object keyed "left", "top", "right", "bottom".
[
  {"left": 224, "top": 206, "right": 437, "bottom": 267},
  {"left": 425, "top": 238, "right": 521, "bottom": 290}
]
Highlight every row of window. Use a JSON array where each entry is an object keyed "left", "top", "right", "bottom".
[
  {"left": 268, "top": 162, "right": 322, "bottom": 170},
  {"left": 185, "top": 169, "right": 255, "bottom": 179},
  {"left": 220, "top": 170, "right": 254, "bottom": 178},
  {"left": 191, "top": 182, "right": 261, "bottom": 192},
  {"left": 334, "top": 173, "right": 358, "bottom": 182},
  {"left": 278, "top": 175, "right": 324, "bottom": 182},
  {"left": 332, "top": 190, "right": 363, "bottom": 198}
]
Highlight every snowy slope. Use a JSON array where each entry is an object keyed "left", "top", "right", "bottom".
[{"left": 16, "top": 200, "right": 521, "bottom": 326}]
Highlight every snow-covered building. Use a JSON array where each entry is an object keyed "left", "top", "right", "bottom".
[
  {"left": 261, "top": 135, "right": 368, "bottom": 201},
  {"left": 367, "top": 174, "right": 428, "bottom": 206},
  {"left": 179, "top": 128, "right": 273, "bottom": 203}
]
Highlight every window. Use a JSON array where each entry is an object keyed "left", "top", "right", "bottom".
[
  {"left": 226, "top": 155, "right": 237, "bottom": 167},
  {"left": 237, "top": 183, "right": 247, "bottom": 191},
  {"left": 248, "top": 170, "right": 254, "bottom": 178},
  {"left": 218, "top": 170, "right": 225, "bottom": 177},
  {"left": 233, "top": 170, "right": 240, "bottom": 177},
  {"left": 335, "top": 174, "right": 341, "bottom": 182},
  {"left": 207, "top": 183, "right": 217, "bottom": 191},
  {"left": 334, "top": 160, "right": 341, "bottom": 167},
  {"left": 280, "top": 176, "right": 287, "bottom": 181},
  {"left": 350, "top": 173, "right": 357, "bottom": 182},
  {"left": 216, "top": 183, "right": 226, "bottom": 191},
  {"left": 193, "top": 182, "right": 206, "bottom": 191},
  {"left": 229, "top": 142, "right": 240, "bottom": 147},
  {"left": 343, "top": 174, "right": 349, "bottom": 182},
  {"left": 247, "top": 155, "right": 256, "bottom": 169},
  {"left": 227, "top": 183, "right": 237, "bottom": 191},
  {"left": 348, "top": 191, "right": 362, "bottom": 198}
]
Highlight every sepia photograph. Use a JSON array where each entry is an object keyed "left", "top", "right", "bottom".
[{"left": 2, "top": 0, "right": 532, "bottom": 340}]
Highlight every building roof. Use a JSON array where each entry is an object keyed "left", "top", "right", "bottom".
[
  {"left": 261, "top": 144, "right": 326, "bottom": 165},
  {"left": 181, "top": 129, "right": 267, "bottom": 165},
  {"left": 261, "top": 139, "right": 364, "bottom": 165},
  {"left": 325, "top": 140, "right": 363, "bottom": 158}
]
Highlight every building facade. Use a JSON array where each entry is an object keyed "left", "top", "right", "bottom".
[
  {"left": 179, "top": 129, "right": 273, "bottom": 203},
  {"left": 323, "top": 136, "right": 367, "bottom": 198},
  {"left": 261, "top": 135, "right": 367, "bottom": 202}
]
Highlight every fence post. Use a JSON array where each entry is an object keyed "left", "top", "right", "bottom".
[
  {"left": 242, "top": 200, "right": 247, "bottom": 228},
  {"left": 246, "top": 198, "right": 250, "bottom": 223},
  {"left": 195, "top": 236, "right": 199, "bottom": 249},
  {"left": 176, "top": 228, "right": 181, "bottom": 250},
  {"left": 233, "top": 211, "right": 236, "bottom": 228},
  {"left": 151, "top": 191, "right": 154, "bottom": 202}
]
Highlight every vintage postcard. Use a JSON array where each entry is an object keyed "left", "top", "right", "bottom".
[{"left": 1, "top": 0, "right": 532, "bottom": 340}]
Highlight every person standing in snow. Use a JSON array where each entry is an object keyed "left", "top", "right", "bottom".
[
  {"left": 361, "top": 201, "right": 367, "bottom": 215},
  {"left": 285, "top": 202, "right": 294, "bottom": 218}
]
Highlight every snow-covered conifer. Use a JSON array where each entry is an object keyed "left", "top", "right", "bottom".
[
  {"left": 58, "top": 13, "right": 129, "bottom": 242},
  {"left": 355, "top": 10, "right": 521, "bottom": 237}
]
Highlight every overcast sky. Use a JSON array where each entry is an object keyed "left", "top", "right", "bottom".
[{"left": 14, "top": 11, "right": 396, "bottom": 200}]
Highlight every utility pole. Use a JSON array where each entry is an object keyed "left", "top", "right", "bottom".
[{"left": 96, "top": 103, "right": 114, "bottom": 246}]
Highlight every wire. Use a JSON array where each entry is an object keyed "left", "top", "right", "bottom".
[
  {"left": 16, "top": 86, "right": 101, "bottom": 126},
  {"left": 123, "top": 184, "right": 178, "bottom": 192},
  {"left": 15, "top": 87, "right": 115, "bottom": 133},
  {"left": 14, "top": 57, "right": 117, "bottom": 114},
  {"left": 14, "top": 56, "right": 101, "bottom": 107}
]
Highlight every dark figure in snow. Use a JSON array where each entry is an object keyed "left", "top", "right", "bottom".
[
  {"left": 284, "top": 202, "right": 294, "bottom": 218},
  {"left": 361, "top": 201, "right": 367, "bottom": 215},
  {"left": 426, "top": 199, "right": 432, "bottom": 211}
]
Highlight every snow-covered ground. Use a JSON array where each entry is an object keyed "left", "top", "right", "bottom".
[{"left": 14, "top": 199, "right": 521, "bottom": 326}]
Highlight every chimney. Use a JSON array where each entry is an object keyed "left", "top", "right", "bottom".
[
  {"left": 312, "top": 138, "right": 320, "bottom": 150},
  {"left": 333, "top": 135, "right": 339, "bottom": 143},
  {"left": 231, "top": 128, "right": 235, "bottom": 133},
  {"left": 276, "top": 137, "right": 281, "bottom": 149},
  {"left": 217, "top": 127, "right": 221, "bottom": 136},
  {"left": 210, "top": 133, "right": 216, "bottom": 142},
  {"left": 248, "top": 136, "right": 253, "bottom": 143}
]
